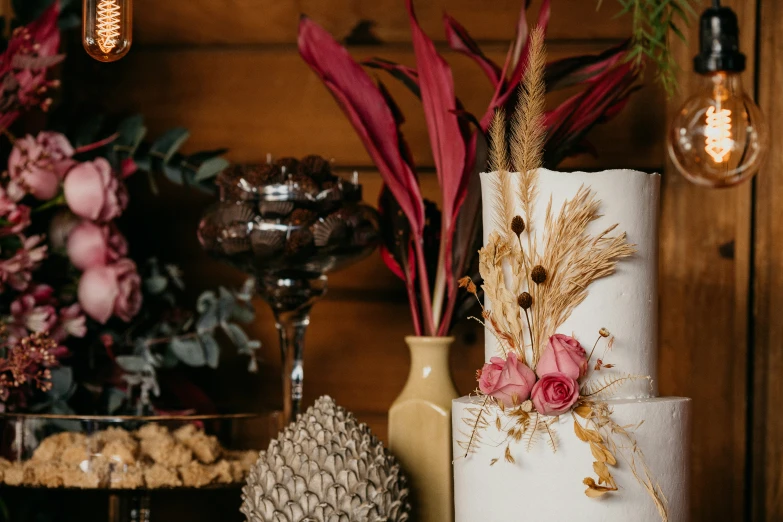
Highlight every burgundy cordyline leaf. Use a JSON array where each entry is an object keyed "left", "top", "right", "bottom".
[
  {"left": 544, "top": 61, "right": 639, "bottom": 166},
  {"left": 443, "top": 13, "right": 502, "bottom": 87},
  {"left": 298, "top": 16, "right": 424, "bottom": 236},
  {"left": 362, "top": 58, "right": 421, "bottom": 98},
  {"left": 404, "top": 0, "right": 470, "bottom": 333},
  {"left": 545, "top": 40, "right": 629, "bottom": 91}
]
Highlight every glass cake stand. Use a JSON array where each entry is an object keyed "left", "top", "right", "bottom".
[
  {"left": 0, "top": 411, "right": 283, "bottom": 521},
  {"left": 198, "top": 157, "right": 380, "bottom": 421}
]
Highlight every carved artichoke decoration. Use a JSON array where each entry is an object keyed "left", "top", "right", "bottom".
[{"left": 241, "top": 396, "right": 410, "bottom": 522}]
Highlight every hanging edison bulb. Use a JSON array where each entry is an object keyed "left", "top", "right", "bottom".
[
  {"left": 667, "top": 0, "right": 767, "bottom": 188},
  {"left": 83, "top": 0, "right": 132, "bottom": 62}
]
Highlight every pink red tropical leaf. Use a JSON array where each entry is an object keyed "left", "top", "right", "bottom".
[
  {"left": 443, "top": 13, "right": 502, "bottom": 87},
  {"left": 298, "top": 16, "right": 424, "bottom": 238},
  {"left": 362, "top": 58, "right": 421, "bottom": 98},
  {"left": 545, "top": 40, "right": 630, "bottom": 91}
]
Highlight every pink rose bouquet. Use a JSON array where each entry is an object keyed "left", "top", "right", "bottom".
[
  {"left": 474, "top": 334, "right": 594, "bottom": 417},
  {"left": 0, "top": 2, "right": 256, "bottom": 415}
]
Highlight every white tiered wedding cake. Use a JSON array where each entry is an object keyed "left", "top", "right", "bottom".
[{"left": 451, "top": 168, "right": 691, "bottom": 521}]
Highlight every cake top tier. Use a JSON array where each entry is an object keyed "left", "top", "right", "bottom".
[{"left": 478, "top": 168, "right": 660, "bottom": 399}]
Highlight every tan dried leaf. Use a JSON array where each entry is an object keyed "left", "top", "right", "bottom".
[
  {"left": 574, "top": 402, "right": 593, "bottom": 419},
  {"left": 590, "top": 441, "right": 607, "bottom": 463},
  {"left": 574, "top": 420, "right": 589, "bottom": 442},
  {"left": 583, "top": 477, "right": 617, "bottom": 498},
  {"left": 504, "top": 445, "right": 515, "bottom": 464},
  {"left": 593, "top": 461, "right": 616, "bottom": 487}
]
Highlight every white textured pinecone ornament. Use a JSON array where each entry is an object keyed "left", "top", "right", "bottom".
[{"left": 241, "top": 396, "right": 411, "bottom": 522}]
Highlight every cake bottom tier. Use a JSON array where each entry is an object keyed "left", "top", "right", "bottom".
[{"left": 452, "top": 396, "right": 691, "bottom": 522}]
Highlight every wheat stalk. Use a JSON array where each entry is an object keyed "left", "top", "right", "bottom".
[{"left": 512, "top": 25, "right": 546, "bottom": 235}]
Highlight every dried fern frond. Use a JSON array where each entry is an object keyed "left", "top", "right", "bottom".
[
  {"left": 580, "top": 373, "right": 648, "bottom": 400},
  {"left": 543, "top": 419, "right": 558, "bottom": 453},
  {"left": 457, "top": 397, "right": 491, "bottom": 457},
  {"left": 511, "top": 25, "right": 546, "bottom": 234}
]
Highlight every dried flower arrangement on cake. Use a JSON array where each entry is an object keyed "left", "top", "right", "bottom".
[{"left": 457, "top": 27, "right": 668, "bottom": 521}]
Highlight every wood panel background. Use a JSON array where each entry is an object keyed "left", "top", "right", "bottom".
[{"left": 66, "top": 0, "right": 783, "bottom": 520}]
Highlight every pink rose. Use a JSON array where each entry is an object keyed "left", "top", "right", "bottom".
[
  {"left": 67, "top": 221, "right": 128, "bottom": 270},
  {"left": 531, "top": 372, "right": 580, "bottom": 416},
  {"left": 536, "top": 334, "right": 588, "bottom": 380},
  {"left": 8, "top": 132, "right": 75, "bottom": 200},
  {"left": 78, "top": 259, "right": 142, "bottom": 324},
  {"left": 478, "top": 352, "right": 536, "bottom": 407},
  {"left": 63, "top": 158, "right": 128, "bottom": 222}
]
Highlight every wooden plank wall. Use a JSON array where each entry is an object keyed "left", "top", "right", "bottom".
[{"left": 71, "top": 0, "right": 783, "bottom": 520}]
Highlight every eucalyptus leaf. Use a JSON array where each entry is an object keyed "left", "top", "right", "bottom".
[
  {"left": 231, "top": 303, "right": 255, "bottom": 324},
  {"left": 106, "top": 387, "right": 126, "bottom": 414},
  {"left": 223, "top": 323, "right": 250, "bottom": 349},
  {"left": 47, "top": 367, "right": 74, "bottom": 399},
  {"left": 151, "top": 128, "right": 191, "bottom": 164},
  {"left": 194, "top": 157, "right": 230, "bottom": 181},
  {"left": 170, "top": 337, "right": 206, "bottom": 367},
  {"left": 200, "top": 334, "right": 220, "bottom": 369},
  {"left": 144, "top": 275, "right": 168, "bottom": 295},
  {"left": 197, "top": 291, "right": 217, "bottom": 313},
  {"left": 197, "top": 306, "right": 219, "bottom": 333},
  {"left": 115, "top": 115, "right": 148, "bottom": 156},
  {"left": 115, "top": 355, "right": 148, "bottom": 374},
  {"left": 160, "top": 344, "right": 181, "bottom": 368},
  {"left": 217, "top": 287, "right": 237, "bottom": 322},
  {"left": 163, "top": 165, "right": 185, "bottom": 185}
]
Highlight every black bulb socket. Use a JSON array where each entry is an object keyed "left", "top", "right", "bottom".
[{"left": 694, "top": 6, "right": 746, "bottom": 74}]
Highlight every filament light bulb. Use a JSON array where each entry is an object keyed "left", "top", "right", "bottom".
[
  {"left": 667, "top": 2, "right": 767, "bottom": 188},
  {"left": 83, "top": 0, "right": 132, "bottom": 62}
]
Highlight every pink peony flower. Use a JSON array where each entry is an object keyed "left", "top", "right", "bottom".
[
  {"left": 478, "top": 352, "right": 536, "bottom": 407},
  {"left": 78, "top": 259, "right": 142, "bottom": 324},
  {"left": 531, "top": 372, "right": 580, "bottom": 416},
  {"left": 536, "top": 334, "right": 588, "bottom": 380},
  {"left": 63, "top": 159, "right": 128, "bottom": 222},
  {"left": 10, "top": 284, "right": 58, "bottom": 335},
  {"left": 66, "top": 221, "right": 128, "bottom": 271},
  {"left": 8, "top": 132, "right": 75, "bottom": 200}
]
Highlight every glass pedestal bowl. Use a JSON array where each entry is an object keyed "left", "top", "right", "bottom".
[
  {"left": 0, "top": 411, "right": 283, "bottom": 521},
  {"left": 198, "top": 157, "right": 380, "bottom": 421}
]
